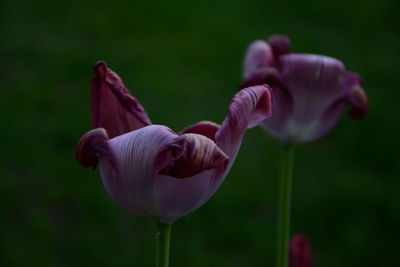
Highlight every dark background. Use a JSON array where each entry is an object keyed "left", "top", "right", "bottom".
[{"left": 1, "top": 0, "right": 399, "bottom": 266}]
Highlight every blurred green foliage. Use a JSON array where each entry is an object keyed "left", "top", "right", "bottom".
[{"left": 1, "top": 0, "right": 399, "bottom": 266}]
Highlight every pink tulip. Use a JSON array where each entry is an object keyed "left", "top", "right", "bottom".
[
  {"left": 77, "top": 61, "right": 272, "bottom": 223},
  {"left": 289, "top": 234, "right": 312, "bottom": 267},
  {"left": 242, "top": 35, "right": 368, "bottom": 144}
]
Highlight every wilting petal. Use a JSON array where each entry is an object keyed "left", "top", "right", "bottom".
[
  {"left": 76, "top": 128, "right": 115, "bottom": 170},
  {"left": 216, "top": 85, "right": 272, "bottom": 161},
  {"left": 243, "top": 40, "right": 275, "bottom": 80},
  {"left": 155, "top": 133, "right": 228, "bottom": 178},
  {"left": 289, "top": 234, "right": 312, "bottom": 267},
  {"left": 91, "top": 61, "right": 151, "bottom": 138}
]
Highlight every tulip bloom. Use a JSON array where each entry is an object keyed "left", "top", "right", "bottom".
[
  {"left": 242, "top": 35, "right": 368, "bottom": 144},
  {"left": 242, "top": 35, "right": 368, "bottom": 267},
  {"left": 289, "top": 234, "right": 312, "bottom": 267},
  {"left": 76, "top": 61, "right": 272, "bottom": 224}
]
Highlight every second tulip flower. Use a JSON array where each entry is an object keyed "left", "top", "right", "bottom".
[{"left": 242, "top": 35, "right": 368, "bottom": 144}]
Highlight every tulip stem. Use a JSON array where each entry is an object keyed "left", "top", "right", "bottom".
[
  {"left": 277, "top": 144, "right": 295, "bottom": 267},
  {"left": 155, "top": 222, "right": 172, "bottom": 267}
]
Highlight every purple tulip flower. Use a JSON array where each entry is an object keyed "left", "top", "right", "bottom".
[
  {"left": 289, "top": 234, "right": 312, "bottom": 267},
  {"left": 76, "top": 61, "right": 272, "bottom": 223},
  {"left": 242, "top": 35, "right": 368, "bottom": 144}
]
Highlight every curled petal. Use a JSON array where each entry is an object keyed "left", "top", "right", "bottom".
[
  {"left": 241, "top": 69, "right": 293, "bottom": 136},
  {"left": 91, "top": 61, "right": 151, "bottom": 138},
  {"left": 345, "top": 73, "right": 368, "bottom": 119},
  {"left": 180, "top": 121, "right": 219, "bottom": 141},
  {"left": 267, "top": 34, "right": 291, "bottom": 60},
  {"left": 76, "top": 128, "right": 114, "bottom": 170},
  {"left": 155, "top": 133, "right": 228, "bottom": 178},
  {"left": 243, "top": 40, "right": 275, "bottom": 80},
  {"left": 289, "top": 234, "right": 312, "bottom": 267},
  {"left": 348, "top": 85, "right": 368, "bottom": 119},
  {"left": 216, "top": 85, "right": 272, "bottom": 159}
]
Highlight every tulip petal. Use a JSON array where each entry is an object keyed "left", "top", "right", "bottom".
[
  {"left": 91, "top": 61, "right": 151, "bottom": 138},
  {"left": 155, "top": 133, "right": 228, "bottom": 178},
  {"left": 241, "top": 68, "right": 294, "bottom": 137},
  {"left": 309, "top": 98, "right": 347, "bottom": 142},
  {"left": 76, "top": 128, "right": 115, "bottom": 170},
  {"left": 216, "top": 85, "right": 272, "bottom": 159},
  {"left": 243, "top": 40, "right": 275, "bottom": 80},
  {"left": 267, "top": 34, "right": 291, "bottom": 60},
  {"left": 289, "top": 234, "right": 312, "bottom": 267},
  {"left": 240, "top": 67, "right": 280, "bottom": 89},
  {"left": 261, "top": 81, "right": 294, "bottom": 140},
  {"left": 279, "top": 54, "right": 348, "bottom": 124},
  {"left": 99, "top": 125, "right": 229, "bottom": 223},
  {"left": 180, "top": 121, "right": 219, "bottom": 141},
  {"left": 100, "top": 125, "right": 177, "bottom": 219},
  {"left": 345, "top": 73, "right": 368, "bottom": 119}
]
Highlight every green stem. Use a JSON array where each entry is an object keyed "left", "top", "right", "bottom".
[
  {"left": 276, "top": 145, "right": 295, "bottom": 267},
  {"left": 155, "top": 223, "right": 172, "bottom": 267}
]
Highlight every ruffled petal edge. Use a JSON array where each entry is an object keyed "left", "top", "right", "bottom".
[
  {"left": 76, "top": 128, "right": 115, "bottom": 170},
  {"left": 91, "top": 61, "right": 152, "bottom": 138},
  {"left": 155, "top": 133, "right": 228, "bottom": 178}
]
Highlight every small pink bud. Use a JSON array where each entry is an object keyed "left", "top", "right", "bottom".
[{"left": 289, "top": 234, "right": 312, "bottom": 267}]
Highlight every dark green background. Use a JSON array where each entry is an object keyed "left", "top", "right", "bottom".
[{"left": 1, "top": 0, "right": 399, "bottom": 266}]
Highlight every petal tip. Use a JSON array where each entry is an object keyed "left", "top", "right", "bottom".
[
  {"left": 214, "top": 85, "right": 273, "bottom": 159},
  {"left": 267, "top": 34, "right": 291, "bottom": 57},
  {"left": 93, "top": 61, "right": 107, "bottom": 75},
  {"left": 348, "top": 85, "right": 368, "bottom": 120},
  {"left": 267, "top": 34, "right": 291, "bottom": 47},
  {"left": 242, "top": 85, "right": 273, "bottom": 128},
  {"left": 243, "top": 40, "right": 274, "bottom": 80},
  {"left": 76, "top": 128, "right": 112, "bottom": 170},
  {"left": 90, "top": 62, "right": 152, "bottom": 137}
]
